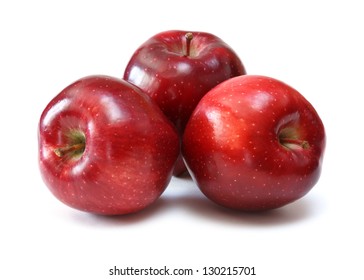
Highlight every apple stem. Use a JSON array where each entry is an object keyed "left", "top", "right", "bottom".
[
  {"left": 279, "top": 138, "right": 310, "bottom": 149},
  {"left": 54, "top": 143, "right": 85, "bottom": 157},
  {"left": 184, "top": 32, "right": 193, "bottom": 57}
]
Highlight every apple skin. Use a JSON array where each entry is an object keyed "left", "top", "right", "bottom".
[
  {"left": 182, "top": 75, "right": 326, "bottom": 211},
  {"left": 38, "top": 75, "right": 179, "bottom": 215},
  {"left": 123, "top": 30, "right": 246, "bottom": 175}
]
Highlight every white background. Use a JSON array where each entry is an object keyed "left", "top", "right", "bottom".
[{"left": 1, "top": 0, "right": 363, "bottom": 279}]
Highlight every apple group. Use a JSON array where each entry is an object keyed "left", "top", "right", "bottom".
[{"left": 38, "top": 30, "right": 325, "bottom": 215}]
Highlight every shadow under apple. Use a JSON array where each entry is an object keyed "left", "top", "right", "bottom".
[
  {"left": 67, "top": 178, "right": 324, "bottom": 228},
  {"left": 183, "top": 193, "right": 325, "bottom": 227},
  {"left": 67, "top": 195, "right": 171, "bottom": 227}
]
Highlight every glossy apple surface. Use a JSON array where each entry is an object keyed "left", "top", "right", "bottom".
[
  {"left": 183, "top": 75, "right": 326, "bottom": 211},
  {"left": 124, "top": 30, "right": 246, "bottom": 175},
  {"left": 38, "top": 75, "right": 179, "bottom": 215}
]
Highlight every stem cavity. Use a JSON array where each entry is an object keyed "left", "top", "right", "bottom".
[
  {"left": 54, "top": 131, "right": 86, "bottom": 158},
  {"left": 54, "top": 143, "right": 85, "bottom": 157},
  {"left": 279, "top": 137, "right": 310, "bottom": 150},
  {"left": 278, "top": 127, "right": 310, "bottom": 150}
]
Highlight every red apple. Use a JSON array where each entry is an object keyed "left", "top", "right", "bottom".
[
  {"left": 123, "top": 30, "right": 246, "bottom": 175},
  {"left": 182, "top": 75, "right": 326, "bottom": 211},
  {"left": 38, "top": 75, "right": 179, "bottom": 215}
]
